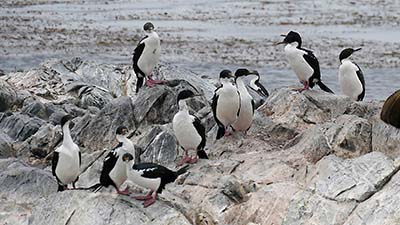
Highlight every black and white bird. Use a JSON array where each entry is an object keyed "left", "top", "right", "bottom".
[
  {"left": 52, "top": 115, "right": 81, "bottom": 192},
  {"left": 212, "top": 70, "right": 241, "bottom": 140},
  {"left": 232, "top": 68, "right": 259, "bottom": 132},
  {"left": 93, "top": 126, "right": 135, "bottom": 195},
  {"left": 172, "top": 90, "right": 208, "bottom": 166},
  {"left": 277, "top": 31, "right": 334, "bottom": 93},
  {"left": 132, "top": 22, "right": 163, "bottom": 93},
  {"left": 248, "top": 72, "right": 269, "bottom": 98},
  {"left": 123, "top": 153, "right": 189, "bottom": 208},
  {"left": 338, "top": 48, "right": 365, "bottom": 101}
]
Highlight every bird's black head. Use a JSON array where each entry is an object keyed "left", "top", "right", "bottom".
[
  {"left": 143, "top": 22, "right": 155, "bottom": 32},
  {"left": 339, "top": 48, "right": 361, "bottom": 61},
  {"left": 116, "top": 126, "right": 129, "bottom": 136},
  {"left": 60, "top": 115, "right": 72, "bottom": 127},
  {"left": 279, "top": 31, "right": 302, "bottom": 47},
  {"left": 177, "top": 90, "right": 196, "bottom": 103},
  {"left": 219, "top": 70, "right": 234, "bottom": 79},
  {"left": 122, "top": 153, "right": 134, "bottom": 162},
  {"left": 234, "top": 68, "right": 259, "bottom": 78}
]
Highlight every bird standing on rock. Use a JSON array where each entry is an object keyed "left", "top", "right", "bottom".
[
  {"left": 173, "top": 90, "right": 208, "bottom": 166},
  {"left": 232, "top": 68, "right": 259, "bottom": 133},
  {"left": 52, "top": 115, "right": 81, "bottom": 192},
  {"left": 92, "top": 126, "right": 134, "bottom": 195},
  {"left": 276, "top": 31, "right": 334, "bottom": 93},
  {"left": 338, "top": 48, "right": 365, "bottom": 101},
  {"left": 132, "top": 22, "right": 164, "bottom": 93},
  {"left": 212, "top": 70, "right": 241, "bottom": 140},
  {"left": 123, "top": 153, "right": 189, "bottom": 208}
]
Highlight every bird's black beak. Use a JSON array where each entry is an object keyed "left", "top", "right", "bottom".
[
  {"left": 354, "top": 48, "right": 362, "bottom": 52},
  {"left": 248, "top": 70, "right": 259, "bottom": 76},
  {"left": 122, "top": 153, "right": 134, "bottom": 162},
  {"left": 274, "top": 41, "right": 286, "bottom": 46},
  {"left": 280, "top": 34, "right": 287, "bottom": 37}
]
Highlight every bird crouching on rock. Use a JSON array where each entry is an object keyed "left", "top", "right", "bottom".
[
  {"left": 123, "top": 153, "right": 189, "bottom": 207},
  {"left": 173, "top": 90, "right": 208, "bottom": 166},
  {"left": 52, "top": 115, "right": 81, "bottom": 192},
  {"left": 276, "top": 31, "right": 334, "bottom": 94}
]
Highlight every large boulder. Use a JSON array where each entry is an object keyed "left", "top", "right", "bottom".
[
  {"left": 0, "top": 131, "right": 14, "bottom": 158},
  {"left": 372, "top": 117, "right": 400, "bottom": 158},
  {"left": 0, "top": 113, "right": 45, "bottom": 142},
  {"left": 285, "top": 114, "right": 372, "bottom": 162}
]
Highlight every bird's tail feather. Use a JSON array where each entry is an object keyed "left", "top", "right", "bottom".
[
  {"left": 197, "top": 149, "right": 208, "bottom": 159},
  {"left": 317, "top": 80, "right": 334, "bottom": 94},
  {"left": 175, "top": 165, "right": 189, "bottom": 176}
]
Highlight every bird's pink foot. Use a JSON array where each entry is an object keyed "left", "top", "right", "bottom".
[
  {"left": 188, "top": 157, "right": 198, "bottom": 164},
  {"left": 143, "top": 196, "right": 157, "bottom": 208},
  {"left": 117, "top": 187, "right": 130, "bottom": 195},
  {"left": 145, "top": 79, "right": 155, "bottom": 87},
  {"left": 176, "top": 155, "right": 191, "bottom": 167}
]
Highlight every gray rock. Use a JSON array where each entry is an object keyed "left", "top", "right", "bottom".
[
  {"left": 72, "top": 96, "right": 136, "bottom": 152},
  {"left": 138, "top": 125, "right": 178, "bottom": 165},
  {"left": 0, "top": 131, "right": 14, "bottom": 158},
  {"left": 0, "top": 158, "right": 56, "bottom": 203},
  {"left": 372, "top": 117, "right": 400, "bottom": 158},
  {"left": 309, "top": 152, "right": 400, "bottom": 202},
  {"left": 0, "top": 79, "right": 17, "bottom": 112},
  {"left": 343, "top": 170, "right": 400, "bottom": 225},
  {"left": 286, "top": 115, "right": 372, "bottom": 162},
  {"left": 0, "top": 113, "right": 45, "bottom": 142},
  {"left": 30, "top": 191, "right": 191, "bottom": 225},
  {"left": 66, "top": 83, "right": 115, "bottom": 110}
]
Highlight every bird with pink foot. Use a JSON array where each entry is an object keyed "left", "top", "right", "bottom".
[
  {"left": 173, "top": 90, "right": 208, "bottom": 167},
  {"left": 132, "top": 22, "right": 161, "bottom": 93},
  {"left": 123, "top": 153, "right": 189, "bottom": 208}
]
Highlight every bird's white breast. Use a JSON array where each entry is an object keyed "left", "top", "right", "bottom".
[
  {"left": 284, "top": 44, "right": 313, "bottom": 82},
  {"left": 138, "top": 32, "right": 161, "bottom": 76},
  {"left": 55, "top": 145, "right": 80, "bottom": 185},
  {"left": 109, "top": 149, "right": 128, "bottom": 188},
  {"left": 216, "top": 83, "right": 240, "bottom": 127},
  {"left": 173, "top": 112, "right": 202, "bottom": 150},
  {"left": 232, "top": 79, "right": 254, "bottom": 131},
  {"left": 339, "top": 60, "right": 363, "bottom": 101}
]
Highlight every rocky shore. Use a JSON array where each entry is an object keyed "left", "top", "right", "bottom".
[{"left": 1, "top": 58, "right": 399, "bottom": 225}]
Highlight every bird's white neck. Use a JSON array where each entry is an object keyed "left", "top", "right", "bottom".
[
  {"left": 341, "top": 58, "right": 352, "bottom": 64},
  {"left": 249, "top": 77, "right": 258, "bottom": 90},
  {"left": 220, "top": 78, "right": 234, "bottom": 87},
  {"left": 178, "top": 100, "right": 189, "bottom": 112},
  {"left": 62, "top": 122, "right": 74, "bottom": 148},
  {"left": 117, "top": 135, "right": 135, "bottom": 154},
  {"left": 235, "top": 77, "right": 247, "bottom": 92}
]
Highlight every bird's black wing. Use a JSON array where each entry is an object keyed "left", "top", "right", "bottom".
[
  {"left": 133, "top": 162, "right": 172, "bottom": 179},
  {"left": 79, "top": 152, "right": 82, "bottom": 166},
  {"left": 211, "top": 86, "right": 223, "bottom": 128},
  {"left": 255, "top": 80, "right": 269, "bottom": 97},
  {"left": 354, "top": 63, "right": 366, "bottom": 101},
  {"left": 99, "top": 143, "right": 122, "bottom": 187},
  {"left": 132, "top": 36, "right": 147, "bottom": 77},
  {"left": 52, "top": 151, "right": 59, "bottom": 177},
  {"left": 300, "top": 48, "right": 321, "bottom": 85},
  {"left": 192, "top": 116, "right": 206, "bottom": 150}
]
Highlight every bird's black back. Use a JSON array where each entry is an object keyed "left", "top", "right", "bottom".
[
  {"left": 299, "top": 47, "right": 321, "bottom": 87},
  {"left": 99, "top": 143, "right": 122, "bottom": 189},
  {"left": 132, "top": 36, "right": 148, "bottom": 77},
  {"left": 192, "top": 116, "right": 208, "bottom": 159},
  {"left": 354, "top": 63, "right": 366, "bottom": 101}
]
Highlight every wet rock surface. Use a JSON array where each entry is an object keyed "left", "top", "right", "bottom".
[{"left": 0, "top": 59, "right": 399, "bottom": 225}]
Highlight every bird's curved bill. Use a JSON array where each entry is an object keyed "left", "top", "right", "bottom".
[
  {"left": 354, "top": 48, "right": 362, "bottom": 52},
  {"left": 274, "top": 41, "right": 286, "bottom": 46},
  {"left": 249, "top": 70, "right": 259, "bottom": 75}
]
